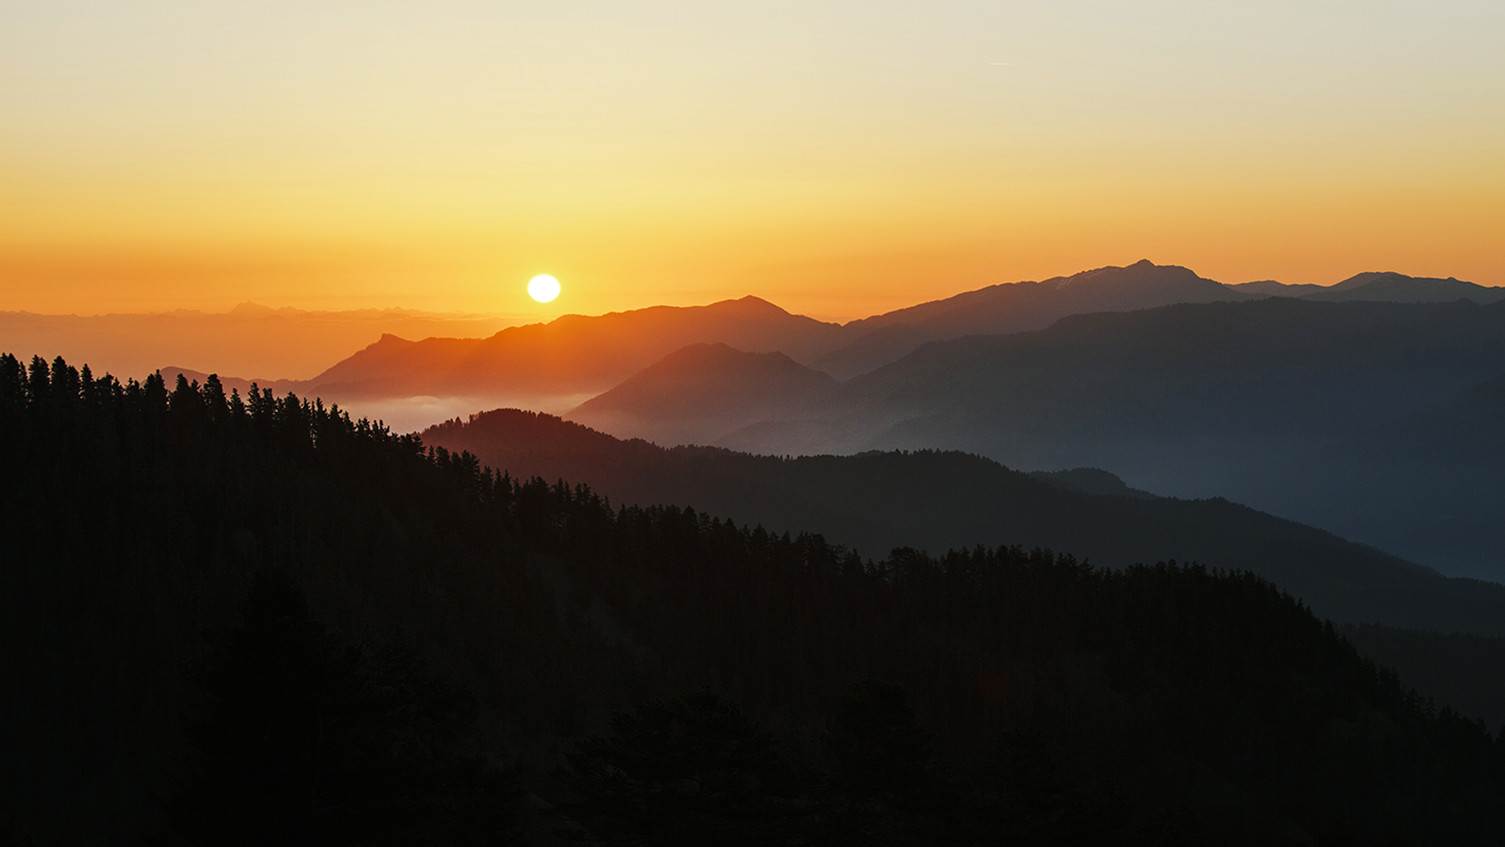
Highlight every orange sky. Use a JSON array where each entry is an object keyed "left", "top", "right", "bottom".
[{"left": 3, "top": 1, "right": 1503, "bottom": 323}]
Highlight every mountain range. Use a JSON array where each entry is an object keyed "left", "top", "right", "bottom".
[
  {"left": 812, "top": 259, "right": 1252, "bottom": 377},
  {"left": 294, "top": 295, "right": 842, "bottom": 401},
  {"left": 565, "top": 296, "right": 1505, "bottom": 580},
  {"left": 124, "top": 260, "right": 1505, "bottom": 581},
  {"left": 1232, "top": 271, "right": 1505, "bottom": 304},
  {"left": 423, "top": 408, "right": 1505, "bottom": 733},
  {"left": 421, "top": 408, "right": 1505, "bottom": 637},
  {"left": 193, "top": 260, "right": 1505, "bottom": 405},
  {"left": 13, "top": 261, "right": 1505, "bottom": 842}
]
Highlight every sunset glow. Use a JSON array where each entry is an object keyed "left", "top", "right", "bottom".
[
  {"left": 13, "top": 7, "right": 1505, "bottom": 839},
  {"left": 527, "top": 275, "right": 561, "bottom": 304},
  {"left": 3, "top": 2, "right": 1503, "bottom": 319}
]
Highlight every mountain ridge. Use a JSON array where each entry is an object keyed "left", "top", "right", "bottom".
[
  {"left": 568, "top": 342, "right": 838, "bottom": 445},
  {"left": 569, "top": 297, "right": 1505, "bottom": 580},
  {"left": 814, "top": 260, "right": 1251, "bottom": 377},
  {"left": 300, "top": 296, "right": 844, "bottom": 401},
  {"left": 420, "top": 407, "right": 1505, "bottom": 636},
  {"left": 128, "top": 261, "right": 1504, "bottom": 408}
]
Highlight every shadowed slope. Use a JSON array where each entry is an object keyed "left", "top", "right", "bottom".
[
  {"left": 707, "top": 298, "right": 1505, "bottom": 461},
  {"left": 567, "top": 343, "right": 838, "bottom": 445},
  {"left": 815, "top": 260, "right": 1250, "bottom": 377},
  {"left": 1256, "top": 369, "right": 1505, "bottom": 579},
  {"left": 422, "top": 408, "right": 1505, "bottom": 637},
  {"left": 12, "top": 354, "right": 1505, "bottom": 845},
  {"left": 551, "top": 298, "right": 1505, "bottom": 581}
]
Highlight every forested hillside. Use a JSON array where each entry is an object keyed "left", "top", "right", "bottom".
[
  {"left": 423, "top": 409, "right": 1505, "bottom": 636},
  {"left": 5, "top": 353, "right": 1505, "bottom": 845}
]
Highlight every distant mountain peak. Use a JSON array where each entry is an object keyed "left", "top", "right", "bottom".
[
  {"left": 1334, "top": 271, "right": 1467, "bottom": 289},
  {"left": 1333, "top": 271, "right": 1407, "bottom": 291},
  {"left": 812, "top": 260, "right": 1248, "bottom": 378},
  {"left": 1230, "top": 280, "right": 1327, "bottom": 297},
  {"left": 568, "top": 342, "right": 838, "bottom": 442},
  {"left": 1051, "top": 260, "right": 1204, "bottom": 289},
  {"left": 1048, "top": 260, "right": 1219, "bottom": 293},
  {"left": 635, "top": 341, "right": 820, "bottom": 374},
  {"left": 710, "top": 295, "right": 792, "bottom": 315},
  {"left": 1310, "top": 272, "right": 1504, "bottom": 304}
]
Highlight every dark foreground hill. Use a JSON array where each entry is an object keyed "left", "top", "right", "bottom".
[
  {"left": 424, "top": 408, "right": 1505, "bottom": 637},
  {"left": 7, "top": 353, "right": 1505, "bottom": 845}
]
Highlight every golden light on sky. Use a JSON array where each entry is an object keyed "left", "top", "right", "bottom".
[{"left": 3, "top": 1, "right": 1503, "bottom": 320}]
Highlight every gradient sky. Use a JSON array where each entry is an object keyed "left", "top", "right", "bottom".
[{"left": 4, "top": 1, "right": 1503, "bottom": 321}]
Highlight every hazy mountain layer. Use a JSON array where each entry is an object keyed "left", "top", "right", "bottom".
[
  {"left": 817, "top": 265, "right": 1505, "bottom": 378},
  {"left": 421, "top": 408, "right": 1505, "bottom": 636},
  {"left": 135, "top": 262, "right": 1503, "bottom": 432},
  {"left": 290, "top": 261, "right": 1244, "bottom": 400},
  {"left": 1232, "top": 271, "right": 1505, "bottom": 304},
  {"left": 815, "top": 259, "right": 1251, "bottom": 377},
  {"left": 1249, "top": 369, "right": 1505, "bottom": 578},
  {"left": 302, "top": 295, "right": 843, "bottom": 399},
  {"left": 103, "top": 263, "right": 1505, "bottom": 575},
  {"left": 574, "top": 298, "right": 1505, "bottom": 580},
  {"left": 0, "top": 303, "right": 516, "bottom": 383},
  {"left": 568, "top": 342, "right": 839, "bottom": 446}
]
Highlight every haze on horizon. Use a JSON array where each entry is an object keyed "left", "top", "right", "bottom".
[{"left": 3, "top": 1, "right": 1504, "bottom": 320}]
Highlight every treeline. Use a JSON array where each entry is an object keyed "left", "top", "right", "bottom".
[
  {"left": 1342, "top": 623, "right": 1505, "bottom": 735},
  {"left": 4, "top": 353, "right": 1505, "bottom": 845}
]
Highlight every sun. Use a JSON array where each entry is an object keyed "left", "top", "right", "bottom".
[{"left": 527, "top": 274, "right": 561, "bottom": 303}]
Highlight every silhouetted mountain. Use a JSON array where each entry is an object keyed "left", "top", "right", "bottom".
[
  {"left": 1228, "top": 279, "right": 1326, "bottom": 297},
  {"left": 594, "top": 298, "right": 1505, "bottom": 580},
  {"left": 303, "top": 295, "right": 843, "bottom": 400},
  {"left": 1305, "top": 271, "right": 1505, "bottom": 303},
  {"left": 567, "top": 343, "right": 839, "bottom": 445},
  {"left": 1341, "top": 623, "right": 1505, "bottom": 734},
  {"left": 716, "top": 298, "right": 1505, "bottom": 456},
  {"left": 421, "top": 408, "right": 1505, "bottom": 636},
  {"left": 848, "top": 259, "right": 1245, "bottom": 334},
  {"left": 1028, "top": 467, "right": 1157, "bottom": 499},
  {"left": 127, "top": 264, "right": 1504, "bottom": 417},
  {"left": 169, "top": 262, "right": 1503, "bottom": 422},
  {"left": 11, "top": 354, "right": 1505, "bottom": 845},
  {"left": 1229, "top": 272, "right": 1505, "bottom": 304},
  {"left": 814, "top": 260, "right": 1250, "bottom": 377},
  {"left": 273, "top": 261, "right": 1259, "bottom": 406}
]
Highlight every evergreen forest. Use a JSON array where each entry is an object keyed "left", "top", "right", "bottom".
[{"left": 5, "top": 352, "right": 1505, "bottom": 845}]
